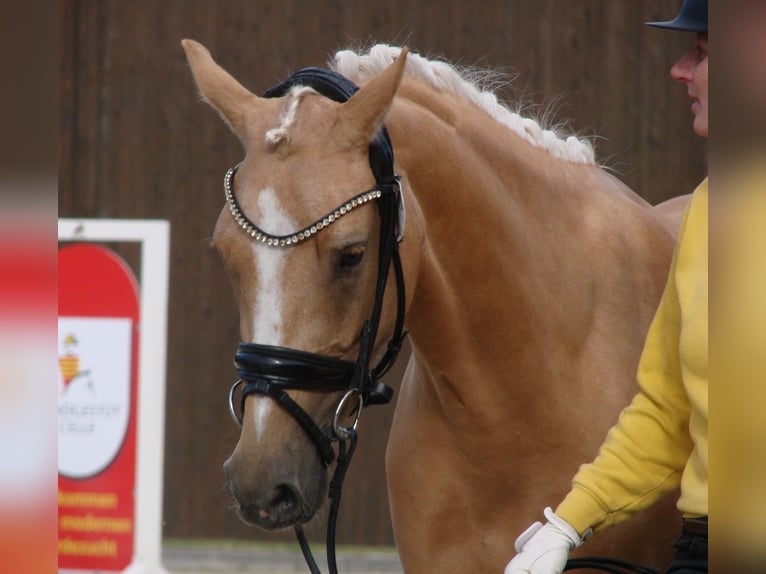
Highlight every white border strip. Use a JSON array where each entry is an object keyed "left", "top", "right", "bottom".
[{"left": 58, "top": 219, "right": 170, "bottom": 574}]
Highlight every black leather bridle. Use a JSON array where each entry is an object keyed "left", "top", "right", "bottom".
[{"left": 225, "top": 66, "right": 408, "bottom": 574}]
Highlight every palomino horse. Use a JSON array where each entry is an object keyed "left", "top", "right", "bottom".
[{"left": 182, "top": 40, "right": 682, "bottom": 573}]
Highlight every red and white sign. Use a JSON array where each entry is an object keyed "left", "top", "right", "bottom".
[{"left": 58, "top": 244, "right": 139, "bottom": 571}]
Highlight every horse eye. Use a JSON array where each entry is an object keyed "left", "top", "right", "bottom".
[{"left": 338, "top": 246, "right": 366, "bottom": 270}]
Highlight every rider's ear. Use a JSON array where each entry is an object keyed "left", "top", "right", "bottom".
[
  {"left": 334, "top": 48, "right": 409, "bottom": 149},
  {"left": 181, "top": 39, "right": 261, "bottom": 143}
]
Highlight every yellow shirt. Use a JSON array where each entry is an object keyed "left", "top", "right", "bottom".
[{"left": 556, "top": 179, "right": 708, "bottom": 534}]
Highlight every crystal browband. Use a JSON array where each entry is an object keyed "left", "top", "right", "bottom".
[{"left": 224, "top": 165, "right": 389, "bottom": 247}]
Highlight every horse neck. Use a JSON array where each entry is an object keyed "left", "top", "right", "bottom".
[{"left": 387, "top": 84, "right": 654, "bottom": 405}]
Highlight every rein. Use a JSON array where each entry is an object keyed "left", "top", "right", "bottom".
[
  {"left": 225, "top": 66, "right": 408, "bottom": 574},
  {"left": 565, "top": 558, "right": 660, "bottom": 574}
]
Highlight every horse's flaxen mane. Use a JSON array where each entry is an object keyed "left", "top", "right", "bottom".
[{"left": 332, "top": 44, "right": 596, "bottom": 165}]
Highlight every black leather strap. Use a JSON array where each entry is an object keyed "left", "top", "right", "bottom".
[
  {"left": 263, "top": 67, "right": 359, "bottom": 101},
  {"left": 236, "top": 344, "right": 355, "bottom": 391},
  {"left": 565, "top": 557, "right": 660, "bottom": 574},
  {"left": 240, "top": 379, "right": 336, "bottom": 468},
  {"left": 370, "top": 246, "right": 408, "bottom": 384}
]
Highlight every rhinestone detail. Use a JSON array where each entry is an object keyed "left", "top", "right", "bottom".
[{"left": 224, "top": 165, "right": 394, "bottom": 248}]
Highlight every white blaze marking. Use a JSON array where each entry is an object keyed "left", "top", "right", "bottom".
[
  {"left": 253, "top": 399, "right": 271, "bottom": 443},
  {"left": 250, "top": 188, "right": 293, "bottom": 344},
  {"left": 248, "top": 187, "right": 295, "bottom": 438}
]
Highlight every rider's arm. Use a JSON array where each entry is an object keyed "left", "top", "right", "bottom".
[{"left": 556, "top": 181, "right": 708, "bottom": 536}]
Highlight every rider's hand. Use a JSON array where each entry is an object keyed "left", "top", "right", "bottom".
[{"left": 503, "top": 507, "right": 590, "bottom": 574}]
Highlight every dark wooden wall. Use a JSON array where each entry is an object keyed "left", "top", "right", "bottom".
[{"left": 59, "top": 0, "right": 706, "bottom": 546}]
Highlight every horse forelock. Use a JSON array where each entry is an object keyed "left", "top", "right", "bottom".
[
  {"left": 331, "top": 44, "right": 596, "bottom": 165},
  {"left": 264, "top": 85, "right": 319, "bottom": 147}
]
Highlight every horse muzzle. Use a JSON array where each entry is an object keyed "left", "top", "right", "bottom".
[
  {"left": 224, "top": 449, "right": 325, "bottom": 531},
  {"left": 229, "top": 480, "right": 309, "bottom": 530}
]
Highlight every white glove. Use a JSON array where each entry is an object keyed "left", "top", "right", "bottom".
[{"left": 503, "top": 507, "right": 591, "bottom": 574}]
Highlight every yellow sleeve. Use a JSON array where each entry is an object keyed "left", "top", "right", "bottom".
[{"left": 555, "top": 195, "right": 701, "bottom": 535}]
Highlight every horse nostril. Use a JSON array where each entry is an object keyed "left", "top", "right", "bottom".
[
  {"left": 271, "top": 483, "right": 301, "bottom": 515},
  {"left": 241, "top": 483, "right": 305, "bottom": 528},
  {"left": 224, "top": 464, "right": 310, "bottom": 528}
]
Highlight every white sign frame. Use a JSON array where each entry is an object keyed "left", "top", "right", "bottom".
[{"left": 58, "top": 219, "right": 170, "bottom": 574}]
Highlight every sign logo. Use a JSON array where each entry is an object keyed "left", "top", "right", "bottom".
[
  {"left": 59, "top": 333, "right": 93, "bottom": 394},
  {"left": 58, "top": 317, "right": 132, "bottom": 479}
]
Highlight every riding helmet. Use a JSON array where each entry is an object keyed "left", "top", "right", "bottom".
[{"left": 646, "top": 0, "right": 707, "bottom": 33}]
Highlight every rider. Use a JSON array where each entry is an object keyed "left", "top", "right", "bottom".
[{"left": 504, "top": 1, "right": 709, "bottom": 573}]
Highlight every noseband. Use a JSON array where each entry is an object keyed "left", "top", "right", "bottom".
[{"left": 225, "top": 67, "right": 408, "bottom": 574}]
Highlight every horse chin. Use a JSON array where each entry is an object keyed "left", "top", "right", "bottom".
[{"left": 236, "top": 504, "right": 311, "bottom": 532}]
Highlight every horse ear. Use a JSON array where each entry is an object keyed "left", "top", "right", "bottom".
[
  {"left": 181, "top": 39, "right": 258, "bottom": 141},
  {"left": 336, "top": 48, "right": 409, "bottom": 146}
]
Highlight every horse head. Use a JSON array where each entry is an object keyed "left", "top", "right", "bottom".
[{"left": 182, "top": 39, "right": 413, "bottom": 530}]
